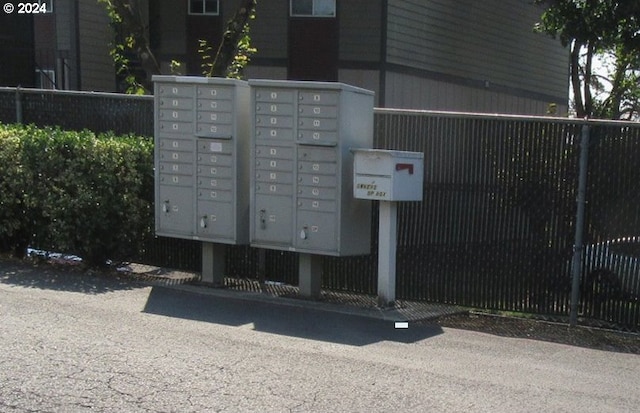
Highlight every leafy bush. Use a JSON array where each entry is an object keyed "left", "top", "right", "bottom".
[{"left": 0, "top": 124, "right": 153, "bottom": 266}]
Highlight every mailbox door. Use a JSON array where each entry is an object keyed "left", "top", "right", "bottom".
[
  {"left": 253, "top": 194, "right": 292, "bottom": 245},
  {"left": 196, "top": 201, "right": 234, "bottom": 239},
  {"left": 157, "top": 186, "right": 193, "bottom": 235},
  {"left": 296, "top": 211, "right": 336, "bottom": 252}
]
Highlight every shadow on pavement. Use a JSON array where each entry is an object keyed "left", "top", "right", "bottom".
[
  {"left": 0, "top": 259, "right": 146, "bottom": 294},
  {"left": 143, "top": 286, "right": 444, "bottom": 346}
]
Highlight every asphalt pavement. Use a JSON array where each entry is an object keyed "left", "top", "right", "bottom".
[{"left": 1, "top": 259, "right": 639, "bottom": 412}]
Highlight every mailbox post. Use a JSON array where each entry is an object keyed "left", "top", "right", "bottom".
[{"left": 352, "top": 149, "right": 424, "bottom": 307}]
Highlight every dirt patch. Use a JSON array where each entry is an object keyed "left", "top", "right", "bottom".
[{"left": 433, "top": 312, "right": 640, "bottom": 354}]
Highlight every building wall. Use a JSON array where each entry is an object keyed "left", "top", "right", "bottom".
[
  {"left": 339, "top": 0, "right": 382, "bottom": 63},
  {"left": 78, "top": 1, "right": 114, "bottom": 91},
  {"left": 147, "top": 0, "right": 568, "bottom": 114},
  {"left": 384, "top": 71, "right": 565, "bottom": 115},
  {"left": 250, "top": 1, "right": 383, "bottom": 66},
  {"left": 0, "top": 13, "right": 35, "bottom": 87},
  {"left": 153, "top": 0, "right": 186, "bottom": 60},
  {"left": 51, "top": 0, "right": 78, "bottom": 89},
  {"left": 244, "top": 65, "right": 288, "bottom": 80},
  {"left": 338, "top": 69, "right": 381, "bottom": 104},
  {"left": 250, "top": 0, "right": 288, "bottom": 61},
  {"left": 385, "top": 0, "right": 568, "bottom": 108},
  {"left": 54, "top": 0, "right": 74, "bottom": 52}
]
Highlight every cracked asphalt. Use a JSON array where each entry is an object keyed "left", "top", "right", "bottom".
[{"left": 1, "top": 259, "right": 639, "bottom": 412}]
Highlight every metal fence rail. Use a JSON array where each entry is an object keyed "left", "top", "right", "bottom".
[
  {"left": 0, "top": 87, "right": 153, "bottom": 136},
  {"left": 1, "top": 88, "right": 638, "bottom": 330}
]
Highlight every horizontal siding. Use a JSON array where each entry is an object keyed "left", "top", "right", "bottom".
[
  {"left": 386, "top": 0, "right": 568, "bottom": 100},
  {"left": 339, "top": 0, "right": 382, "bottom": 62},
  {"left": 78, "top": 2, "right": 114, "bottom": 91},
  {"left": 384, "top": 71, "right": 568, "bottom": 115},
  {"left": 338, "top": 69, "right": 380, "bottom": 103}
]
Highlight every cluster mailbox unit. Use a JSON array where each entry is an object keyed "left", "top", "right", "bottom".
[
  {"left": 153, "top": 76, "right": 375, "bottom": 295},
  {"left": 249, "top": 80, "right": 374, "bottom": 297},
  {"left": 249, "top": 80, "right": 374, "bottom": 257},
  {"left": 153, "top": 76, "right": 250, "bottom": 283}
]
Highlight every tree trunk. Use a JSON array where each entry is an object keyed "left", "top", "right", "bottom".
[
  {"left": 570, "top": 41, "right": 586, "bottom": 118},
  {"left": 111, "top": 0, "right": 161, "bottom": 90},
  {"left": 210, "top": 0, "right": 257, "bottom": 77}
]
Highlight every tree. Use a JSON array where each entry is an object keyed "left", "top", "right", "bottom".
[
  {"left": 201, "top": 0, "right": 257, "bottom": 79},
  {"left": 99, "top": 0, "right": 159, "bottom": 94},
  {"left": 99, "top": 0, "right": 257, "bottom": 93},
  {"left": 535, "top": 0, "right": 640, "bottom": 119}
]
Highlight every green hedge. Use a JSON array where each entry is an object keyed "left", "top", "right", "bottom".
[{"left": 0, "top": 124, "right": 153, "bottom": 266}]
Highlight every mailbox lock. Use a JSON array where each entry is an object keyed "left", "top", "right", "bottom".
[
  {"left": 200, "top": 216, "right": 207, "bottom": 229},
  {"left": 300, "top": 226, "right": 308, "bottom": 240},
  {"left": 259, "top": 209, "right": 267, "bottom": 230},
  {"left": 162, "top": 200, "right": 170, "bottom": 213}
]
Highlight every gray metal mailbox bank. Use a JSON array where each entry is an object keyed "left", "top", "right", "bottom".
[
  {"left": 250, "top": 80, "right": 374, "bottom": 297},
  {"left": 249, "top": 80, "right": 374, "bottom": 256},
  {"left": 153, "top": 76, "right": 251, "bottom": 283}
]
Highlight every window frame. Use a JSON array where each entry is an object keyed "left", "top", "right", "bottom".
[
  {"left": 290, "top": 0, "right": 336, "bottom": 18},
  {"left": 188, "top": 0, "right": 220, "bottom": 16},
  {"left": 36, "top": 69, "right": 56, "bottom": 89}
]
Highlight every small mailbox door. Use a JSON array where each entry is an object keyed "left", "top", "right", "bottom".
[
  {"left": 352, "top": 149, "right": 424, "bottom": 202},
  {"left": 253, "top": 195, "right": 292, "bottom": 245}
]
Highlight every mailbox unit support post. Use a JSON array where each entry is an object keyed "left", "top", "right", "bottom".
[
  {"left": 377, "top": 201, "right": 397, "bottom": 307},
  {"left": 202, "top": 242, "right": 225, "bottom": 286},
  {"left": 299, "top": 253, "right": 322, "bottom": 299}
]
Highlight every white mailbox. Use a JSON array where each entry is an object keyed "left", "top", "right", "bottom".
[{"left": 352, "top": 149, "right": 424, "bottom": 201}]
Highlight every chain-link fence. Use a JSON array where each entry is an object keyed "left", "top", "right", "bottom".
[
  {"left": 0, "top": 87, "right": 153, "bottom": 136},
  {"left": 1, "top": 87, "right": 638, "bottom": 330}
]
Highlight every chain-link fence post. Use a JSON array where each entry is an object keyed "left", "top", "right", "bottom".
[
  {"left": 570, "top": 123, "right": 590, "bottom": 326},
  {"left": 15, "top": 87, "right": 22, "bottom": 123}
]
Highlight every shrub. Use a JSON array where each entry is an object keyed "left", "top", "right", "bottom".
[{"left": 0, "top": 124, "right": 153, "bottom": 266}]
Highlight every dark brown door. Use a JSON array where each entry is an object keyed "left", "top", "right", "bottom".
[
  {"left": 288, "top": 17, "right": 338, "bottom": 81},
  {"left": 0, "top": 13, "right": 35, "bottom": 87},
  {"left": 186, "top": 15, "right": 222, "bottom": 75}
]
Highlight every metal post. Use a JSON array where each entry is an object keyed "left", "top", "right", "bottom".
[
  {"left": 570, "top": 124, "right": 590, "bottom": 327},
  {"left": 298, "top": 253, "right": 322, "bottom": 298},
  {"left": 377, "top": 201, "right": 397, "bottom": 307},
  {"left": 15, "top": 87, "right": 22, "bottom": 123},
  {"left": 202, "top": 242, "right": 225, "bottom": 286}
]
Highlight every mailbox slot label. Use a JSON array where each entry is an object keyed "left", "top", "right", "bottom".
[{"left": 354, "top": 176, "right": 392, "bottom": 200}]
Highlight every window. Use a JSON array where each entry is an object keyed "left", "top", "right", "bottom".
[
  {"left": 290, "top": 0, "right": 336, "bottom": 17},
  {"left": 36, "top": 69, "right": 56, "bottom": 89},
  {"left": 188, "top": 0, "right": 219, "bottom": 16}
]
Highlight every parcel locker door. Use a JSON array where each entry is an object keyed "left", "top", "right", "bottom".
[
  {"left": 157, "top": 186, "right": 193, "bottom": 236},
  {"left": 253, "top": 195, "right": 292, "bottom": 245},
  {"left": 197, "top": 201, "right": 234, "bottom": 240},
  {"left": 295, "top": 211, "right": 337, "bottom": 252}
]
